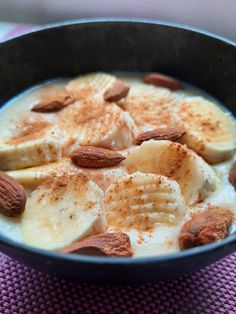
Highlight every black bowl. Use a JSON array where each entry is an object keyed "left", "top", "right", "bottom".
[{"left": 0, "top": 19, "right": 236, "bottom": 284}]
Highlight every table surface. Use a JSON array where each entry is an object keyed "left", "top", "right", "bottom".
[{"left": 0, "top": 23, "right": 235, "bottom": 314}]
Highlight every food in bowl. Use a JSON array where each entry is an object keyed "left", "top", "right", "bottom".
[{"left": 0, "top": 72, "right": 235, "bottom": 257}]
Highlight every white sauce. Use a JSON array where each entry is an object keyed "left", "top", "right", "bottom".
[{"left": 0, "top": 74, "right": 235, "bottom": 257}]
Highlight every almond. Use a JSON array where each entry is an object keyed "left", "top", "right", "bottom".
[
  {"left": 104, "top": 80, "right": 130, "bottom": 102},
  {"left": 144, "top": 73, "right": 182, "bottom": 90},
  {"left": 60, "top": 233, "right": 133, "bottom": 257},
  {"left": 71, "top": 147, "right": 125, "bottom": 168},
  {"left": 134, "top": 127, "right": 186, "bottom": 145},
  {"left": 0, "top": 172, "right": 26, "bottom": 217},
  {"left": 179, "top": 206, "right": 233, "bottom": 250},
  {"left": 31, "top": 92, "right": 75, "bottom": 113},
  {"left": 229, "top": 162, "right": 236, "bottom": 189}
]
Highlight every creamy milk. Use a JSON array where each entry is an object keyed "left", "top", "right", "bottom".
[{"left": 0, "top": 73, "right": 235, "bottom": 256}]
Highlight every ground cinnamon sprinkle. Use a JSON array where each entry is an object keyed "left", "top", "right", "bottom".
[
  {"left": 57, "top": 100, "right": 111, "bottom": 133},
  {"left": 166, "top": 240, "right": 174, "bottom": 247},
  {"left": 105, "top": 175, "right": 169, "bottom": 232},
  {"left": 122, "top": 85, "right": 177, "bottom": 128},
  {"left": 163, "top": 143, "right": 188, "bottom": 178},
  {"left": 200, "top": 120, "right": 219, "bottom": 132},
  {"left": 36, "top": 172, "right": 89, "bottom": 203},
  {"left": 81, "top": 170, "right": 117, "bottom": 191},
  {"left": 178, "top": 101, "right": 222, "bottom": 138},
  {"left": 73, "top": 101, "right": 106, "bottom": 125},
  {"left": 7, "top": 117, "right": 51, "bottom": 145},
  {"left": 124, "top": 101, "right": 175, "bottom": 128},
  {"left": 70, "top": 86, "right": 94, "bottom": 100},
  {"left": 137, "top": 233, "right": 145, "bottom": 244}
]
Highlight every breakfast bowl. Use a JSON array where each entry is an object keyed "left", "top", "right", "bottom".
[{"left": 0, "top": 18, "right": 236, "bottom": 283}]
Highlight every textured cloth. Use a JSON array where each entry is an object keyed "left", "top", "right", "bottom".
[
  {"left": 0, "top": 252, "right": 236, "bottom": 313},
  {"left": 0, "top": 23, "right": 236, "bottom": 314}
]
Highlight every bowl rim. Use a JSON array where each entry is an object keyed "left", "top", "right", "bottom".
[
  {"left": 0, "top": 17, "right": 235, "bottom": 266},
  {"left": 1, "top": 231, "right": 235, "bottom": 265},
  {"left": 1, "top": 17, "right": 236, "bottom": 47}
]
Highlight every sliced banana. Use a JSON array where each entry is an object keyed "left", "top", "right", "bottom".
[
  {"left": 122, "top": 82, "right": 176, "bottom": 130},
  {"left": 7, "top": 158, "right": 127, "bottom": 191},
  {"left": 0, "top": 119, "right": 63, "bottom": 171},
  {"left": 57, "top": 101, "right": 138, "bottom": 152},
  {"left": 6, "top": 158, "right": 78, "bottom": 189},
  {"left": 104, "top": 172, "right": 185, "bottom": 231},
  {"left": 21, "top": 173, "right": 104, "bottom": 250},
  {"left": 81, "top": 167, "right": 128, "bottom": 191},
  {"left": 66, "top": 72, "right": 116, "bottom": 102},
  {"left": 175, "top": 96, "right": 236, "bottom": 164},
  {"left": 124, "top": 140, "right": 218, "bottom": 205}
]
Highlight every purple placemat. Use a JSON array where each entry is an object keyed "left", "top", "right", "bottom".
[
  {"left": 0, "top": 252, "right": 236, "bottom": 313},
  {"left": 0, "top": 23, "right": 236, "bottom": 314}
]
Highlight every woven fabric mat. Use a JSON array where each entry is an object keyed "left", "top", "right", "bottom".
[
  {"left": 0, "top": 23, "right": 236, "bottom": 314},
  {"left": 0, "top": 252, "right": 236, "bottom": 313}
]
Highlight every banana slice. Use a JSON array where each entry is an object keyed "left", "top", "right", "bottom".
[
  {"left": 82, "top": 167, "right": 128, "bottom": 191},
  {"left": 124, "top": 140, "right": 218, "bottom": 205},
  {"left": 57, "top": 101, "right": 138, "bottom": 152},
  {"left": 66, "top": 72, "right": 116, "bottom": 102},
  {"left": 21, "top": 173, "right": 104, "bottom": 250},
  {"left": 122, "top": 82, "right": 176, "bottom": 130},
  {"left": 7, "top": 158, "right": 127, "bottom": 191},
  {"left": 175, "top": 97, "right": 236, "bottom": 164},
  {"left": 0, "top": 117, "right": 63, "bottom": 170},
  {"left": 6, "top": 158, "right": 79, "bottom": 189},
  {"left": 104, "top": 172, "right": 185, "bottom": 231}
]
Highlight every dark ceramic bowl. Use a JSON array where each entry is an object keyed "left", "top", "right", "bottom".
[{"left": 0, "top": 19, "right": 236, "bottom": 283}]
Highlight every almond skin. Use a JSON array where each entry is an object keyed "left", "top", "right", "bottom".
[
  {"left": 134, "top": 127, "right": 186, "bottom": 145},
  {"left": 104, "top": 80, "right": 130, "bottom": 102},
  {"left": 0, "top": 172, "right": 26, "bottom": 217},
  {"left": 71, "top": 147, "right": 125, "bottom": 168},
  {"left": 60, "top": 233, "right": 133, "bottom": 257},
  {"left": 179, "top": 206, "right": 233, "bottom": 250},
  {"left": 31, "top": 92, "right": 75, "bottom": 113},
  {"left": 144, "top": 73, "right": 182, "bottom": 90},
  {"left": 229, "top": 162, "right": 236, "bottom": 189}
]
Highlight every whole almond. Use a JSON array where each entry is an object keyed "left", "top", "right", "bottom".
[
  {"left": 134, "top": 127, "right": 186, "bottom": 145},
  {"left": 179, "top": 206, "right": 233, "bottom": 250},
  {"left": 229, "top": 162, "right": 236, "bottom": 189},
  {"left": 144, "top": 73, "right": 182, "bottom": 90},
  {"left": 104, "top": 80, "right": 130, "bottom": 102},
  {"left": 60, "top": 233, "right": 133, "bottom": 257},
  {"left": 0, "top": 172, "right": 26, "bottom": 217},
  {"left": 31, "top": 92, "right": 75, "bottom": 113},
  {"left": 71, "top": 147, "right": 125, "bottom": 168}
]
